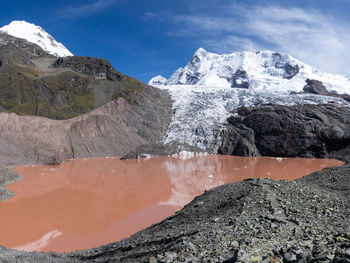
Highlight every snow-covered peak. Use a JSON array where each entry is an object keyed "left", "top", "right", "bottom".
[
  {"left": 153, "top": 48, "right": 350, "bottom": 152},
  {"left": 155, "top": 49, "right": 350, "bottom": 95},
  {"left": 166, "top": 50, "right": 302, "bottom": 86},
  {"left": 149, "top": 75, "right": 167, "bottom": 86},
  {"left": 0, "top": 20, "right": 72, "bottom": 57},
  {"left": 193, "top": 47, "right": 209, "bottom": 57}
]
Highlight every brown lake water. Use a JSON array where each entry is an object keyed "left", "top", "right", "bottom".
[{"left": 3, "top": 155, "right": 343, "bottom": 252}]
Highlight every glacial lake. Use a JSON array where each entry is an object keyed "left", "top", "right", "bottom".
[{"left": 1, "top": 155, "right": 343, "bottom": 252}]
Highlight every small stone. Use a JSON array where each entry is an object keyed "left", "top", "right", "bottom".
[
  {"left": 345, "top": 248, "right": 350, "bottom": 257},
  {"left": 238, "top": 251, "right": 250, "bottom": 262},
  {"left": 165, "top": 252, "right": 177, "bottom": 261},
  {"left": 333, "top": 257, "right": 350, "bottom": 263},
  {"left": 283, "top": 252, "right": 297, "bottom": 262},
  {"left": 184, "top": 241, "right": 196, "bottom": 252},
  {"left": 296, "top": 249, "right": 310, "bottom": 261},
  {"left": 149, "top": 256, "right": 157, "bottom": 263},
  {"left": 271, "top": 223, "right": 278, "bottom": 229},
  {"left": 251, "top": 256, "right": 262, "bottom": 262},
  {"left": 336, "top": 236, "right": 349, "bottom": 242},
  {"left": 185, "top": 256, "right": 198, "bottom": 262},
  {"left": 231, "top": 241, "right": 239, "bottom": 248},
  {"left": 223, "top": 256, "right": 238, "bottom": 263}
]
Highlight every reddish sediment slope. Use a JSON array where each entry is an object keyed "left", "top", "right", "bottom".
[{"left": 0, "top": 91, "right": 172, "bottom": 166}]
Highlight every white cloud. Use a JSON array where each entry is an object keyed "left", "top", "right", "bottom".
[
  {"left": 57, "top": 0, "right": 116, "bottom": 19},
  {"left": 203, "top": 35, "right": 259, "bottom": 53},
  {"left": 153, "top": 5, "right": 350, "bottom": 75}
]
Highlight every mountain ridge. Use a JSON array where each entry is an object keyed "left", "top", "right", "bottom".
[
  {"left": 150, "top": 47, "right": 350, "bottom": 92},
  {"left": 0, "top": 20, "right": 72, "bottom": 57},
  {"left": 149, "top": 48, "right": 350, "bottom": 151},
  {"left": 0, "top": 29, "right": 161, "bottom": 120}
]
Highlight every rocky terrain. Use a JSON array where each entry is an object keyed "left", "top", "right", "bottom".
[
  {"left": 296, "top": 79, "right": 350, "bottom": 103},
  {"left": 1, "top": 102, "right": 349, "bottom": 263},
  {"left": 0, "top": 30, "right": 163, "bottom": 120},
  {"left": 0, "top": 90, "right": 171, "bottom": 166},
  {"left": 150, "top": 49, "right": 350, "bottom": 152},
  {"left": 0, "top": 21, "right": 349, "bottom": 263},
  {"left": 0, "top": 30, "right": 172, "bottom": 166},
  {"left": 219, "top": 103, "right": 350, "bottom": 163}
]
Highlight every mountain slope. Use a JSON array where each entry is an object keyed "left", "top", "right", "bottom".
[
  {"left": 0, "top": 26, "right": 172, "bottom": 164},
  {"left": 0, "top": 30, "right": 167, "bottom": 120},
  {"left": 151, "top": 48, "right": 350, "bottom": 92},
  {"left": 149, "top": 48, "right": 350, "bottom": 151},
  {"left": 0, "top": 21, "right": 72, "bottom": 57},
  {"left": 0, "top": 94, "right": 172, "bottom": 166}
]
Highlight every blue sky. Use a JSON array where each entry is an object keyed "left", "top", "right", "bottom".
[{"left": 1, "top": 0, "right": 350, "bottom": 82}]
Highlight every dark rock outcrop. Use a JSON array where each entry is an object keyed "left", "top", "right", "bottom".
[
  {"left": 273, "top": 52, "right": 300, "bottom": 79},
  {"left": 219, "top": 103, "right": 350, "bottom": 162},
  {"left": 230, "top": 69, "right": 249, "bottom": 89},
  {"left": 297, "top": 79, "right": 350, "bottom": 104},
  {"left": 303, "top": 79, "right": 329, "bottom": 95},
  {"left": 53, "top": 56, "right": 122, "bottom": 81}
]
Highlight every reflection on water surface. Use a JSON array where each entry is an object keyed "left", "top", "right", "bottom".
[{"left": 2, "top": 155, "right": 342, "bottom": 252}]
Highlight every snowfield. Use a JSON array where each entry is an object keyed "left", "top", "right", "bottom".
[
  {"left": 150, "top": 48, "right": 350, "bottom": 151},
  {"left": 0, "top": 20, "right": 72, "bottom": 57}
]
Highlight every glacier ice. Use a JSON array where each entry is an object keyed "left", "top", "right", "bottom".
[{"left": 150, "top": 48, "right": 350, "bottom": 151}]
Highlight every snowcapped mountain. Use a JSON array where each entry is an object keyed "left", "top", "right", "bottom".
[
  {"left": 0, "top": 21, "right": 72, "bottom": 57},
  {"left": 150, "top": 48, "right": 350, "bottom": 93},
  {"left": 149, "top": 48, "right": 350, "bottom": 151},
  {"left": 148, "top": 75, "right": 167, "bottom": 86}
]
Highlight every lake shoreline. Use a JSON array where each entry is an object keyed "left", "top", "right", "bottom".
[
  {"left": 2, "top": 156, "right": 342, "bottom": 252},
  {"left": 0, "top": 156, "right": 348, "bottom": 262}
]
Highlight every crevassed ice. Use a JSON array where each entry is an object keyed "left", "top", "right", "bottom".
[
  {"left": 152, "top": 49, "right": 350, "bottom": 151},
  {"left": 159, "top": 84, "right": 350, "bottom": 152}
]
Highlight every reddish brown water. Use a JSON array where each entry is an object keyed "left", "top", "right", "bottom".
[{"left": 3, "top": 155, "right": 342, "bottom": 252}]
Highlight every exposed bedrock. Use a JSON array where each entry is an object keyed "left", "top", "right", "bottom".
[
  {"left": 296, "top": 78, "right": 350, "bottom": 103},
  {"left": 273, "top": 52, "right": 300, "bottom": 79},
  {"left": 0, "top": 86, "right": 172, "bottom": 166},
  {"left": 303, "top": 79, "right": 329, "bottom": 95},
  {"left": 230, "top": 69, "right": 250, "bottom": 89},
  {"left": 219, "top": 103, "right": 350, "bottom": 163}
]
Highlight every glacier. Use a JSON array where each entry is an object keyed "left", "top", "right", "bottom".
[
  {"left": 149, "top": 48, "right": 350, "bottom": 152},
  {"left": 0, "top": 20, "right": 72, "bottom": 57}
]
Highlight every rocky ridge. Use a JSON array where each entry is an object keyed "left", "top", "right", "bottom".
[
  {"left": 0, "top": 30, "right": 161, "bottom": 120},
  {"left": 0, "top": 24, "right": 349, "bottom": 262},
  {"left": 0, "top": 28, "right": 173, "bottom": 167},
  {"left": 149, "top": 49, "right": 350, "bottom": 152},
  {"left": 218, "top": 103, "right": 350, "bottom": 163}
]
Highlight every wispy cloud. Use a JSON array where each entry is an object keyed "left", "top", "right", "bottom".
[
  {"left": 147, "top": 4, "right": 350, "bottom": 75},
  {"left": 57, "top": 0, "right": 116, "bottom": 19}
]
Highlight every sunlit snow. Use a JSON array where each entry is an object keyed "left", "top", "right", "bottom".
[
  {"left": 0, "top": 21, "right": 72, "bottom": 57},
  {"left": 150, "top": 48, "right": 350, "bottom": 151}
]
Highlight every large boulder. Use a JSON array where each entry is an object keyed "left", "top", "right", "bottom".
[{"left": 303, "top": 79, "right": 329, "bottom": 95}]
